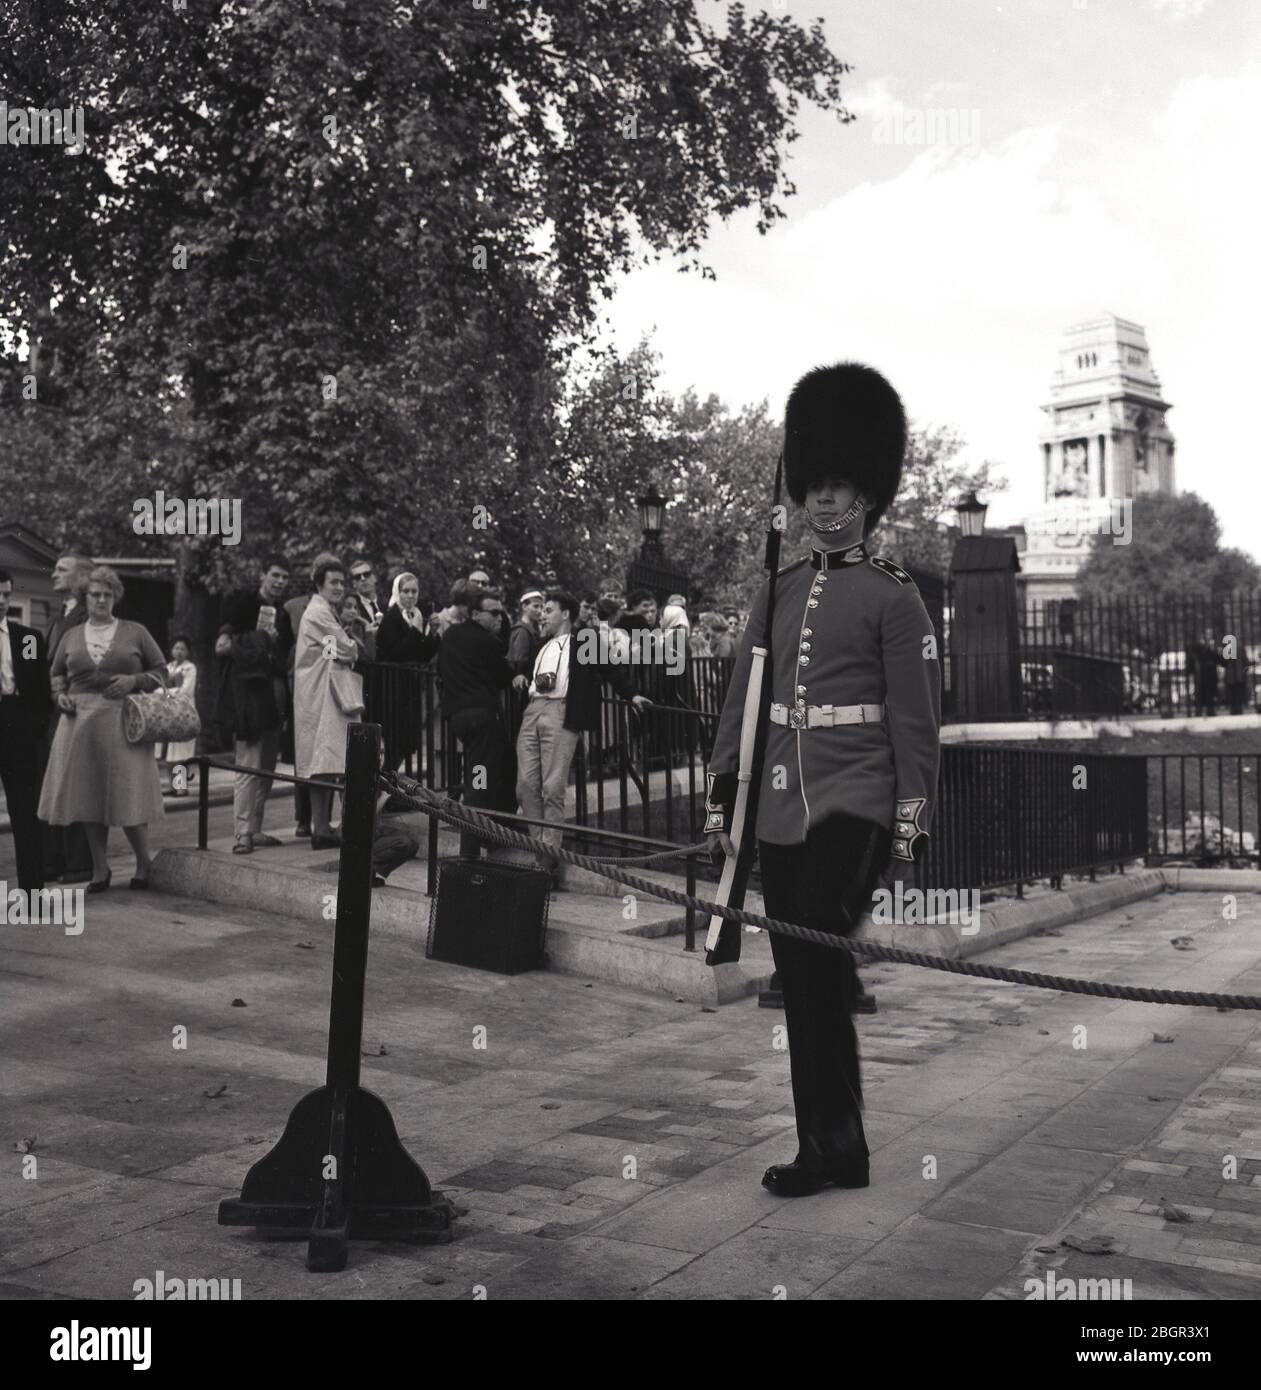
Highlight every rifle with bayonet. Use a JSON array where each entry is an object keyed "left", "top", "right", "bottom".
[{"left": 705, "top": 453, "right": 785, "bottom": 966}]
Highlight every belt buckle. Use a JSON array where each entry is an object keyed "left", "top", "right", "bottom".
[{"left": 789, "top": 706, "right": 806, "bottom": 730}]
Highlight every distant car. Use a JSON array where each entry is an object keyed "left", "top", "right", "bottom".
[
  {"left": 1022, "top": 661, "right": 1053, "bottom": 714},
  {"left": 1121, "top": 664, "right": 1158, "bottom": 714},
  {"left": 1156, "top": 650, "right": 1187, "bottom": 709}
]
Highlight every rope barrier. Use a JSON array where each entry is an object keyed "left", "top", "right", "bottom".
[{"left": 382, "top": 772, "right": 1261, "bottom": 1012}]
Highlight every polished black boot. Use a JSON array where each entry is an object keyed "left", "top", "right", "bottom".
[{"left": 761, "top": 1153, "right": 869, "bottom": 1197}]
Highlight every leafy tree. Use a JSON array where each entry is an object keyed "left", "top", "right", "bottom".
[
  {"left": 0, "top": 0, "right": 855, "bottom": 640},
  {"left": 1076, "top": 493, "right": 1261, "bottom": 606}
]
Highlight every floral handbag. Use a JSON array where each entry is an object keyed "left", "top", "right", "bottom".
[{"left": 123, "top": 670, "right": 202, "bottom": 746}]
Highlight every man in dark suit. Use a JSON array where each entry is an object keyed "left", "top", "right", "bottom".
[
  {"left": 437, "top": 588, "right": 519, "bottom": 859},
  {"left": 42, "top": 551, "right": 93, "bottom": 882},
  {"left": 0, "top": 568, "right": 52, "bottom": 891},
  {"left": 349, "top": 560, "right": 384, "bottom": 630},
  {"left": 213, "top": 559, "right": 294, "bottom": 853}
]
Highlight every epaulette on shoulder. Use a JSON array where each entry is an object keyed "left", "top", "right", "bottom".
[
  {"left": 869, "top": 556, "right": 913, "bottom": 586},
  {"left": 777, "top": 556, "right": 809, "bottom": 578}
]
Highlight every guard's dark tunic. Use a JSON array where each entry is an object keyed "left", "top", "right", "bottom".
[
  {"left": 705, "top": 541, "right": 942, "bottom": 1175},
  {"left": 704, "top": 543, "right": 940, "bottom": 856}
]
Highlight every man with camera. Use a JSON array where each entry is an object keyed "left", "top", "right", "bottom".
[{"left": 515, "top": 591, "right": 651, "bottom": 888}]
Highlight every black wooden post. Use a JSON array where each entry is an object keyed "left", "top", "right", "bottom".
[
  {"left": 219, "top": 723, "right": 453, "bottom": 1269},
  {"left": 427, "top": 811, "right": 439, "bottom": 897},
  {"left": 197, "top": 755, "right": 209, "bottom": 850}
]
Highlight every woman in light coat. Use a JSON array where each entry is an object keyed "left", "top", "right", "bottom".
[{"left": 294, "top": 558, "right": 362, "bottom": 848}]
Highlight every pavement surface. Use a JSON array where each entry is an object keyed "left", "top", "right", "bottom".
[{"left": 3, "top": 830, "right": 1261, "bottom": 1299}]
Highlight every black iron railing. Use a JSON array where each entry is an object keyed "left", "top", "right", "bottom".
[
  {"left": 1145, "top": 752, "right": 1261, "bottom": 865},
  {"left": 945, "top": 590, "right": 1261, "bottom": 721},
  {"left": 197, "top": 656, "right": 1258, "bottom": 901}
]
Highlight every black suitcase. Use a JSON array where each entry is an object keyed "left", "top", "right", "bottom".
[{"left": 426, "top": 859, "right": 550, "bottom": 974}]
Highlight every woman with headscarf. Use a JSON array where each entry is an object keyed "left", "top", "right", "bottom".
[
  {"left": 375, "top": 572, "right": 440, "bottom": 773},
  {"left": 658, "top": 601, "right": 694, "bottom": 757}
]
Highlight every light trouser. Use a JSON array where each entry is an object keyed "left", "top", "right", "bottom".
[
  {"left": 514, "top": 697, "right": 579, "bottom": 865},
  {"left": 232, "top": 727, "right": 280, "bottom": 841}
]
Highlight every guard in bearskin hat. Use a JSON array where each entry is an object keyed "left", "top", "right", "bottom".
[{"left": 704, "top": 361, "right": 941, "bottom": 1196}]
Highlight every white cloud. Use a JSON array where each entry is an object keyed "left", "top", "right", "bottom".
[
  {"left": 604, "top": 68, "right": 1260, "bottom": 553},
  {"left": 1151, "top": 0, "right": 1211, "bottom": 19}
]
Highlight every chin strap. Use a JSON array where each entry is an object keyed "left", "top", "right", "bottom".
[{"left": 808, "top": 494, "right": 866, "bottom": 533}]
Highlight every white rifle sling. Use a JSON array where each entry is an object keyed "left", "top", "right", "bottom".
[{"left": 706, "top": 645, "right": 767, "bottom": 952}]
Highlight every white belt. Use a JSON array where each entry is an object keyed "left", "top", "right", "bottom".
[{"left": 769, "top": 702, "right": 884, "bottom": 729}]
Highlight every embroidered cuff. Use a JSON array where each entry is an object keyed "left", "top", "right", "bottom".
[
  {"left": 890, "top": 797, "right": 929, "bottom": 862},
  {"left": 704, "top": 771, "right": 737, "bottom": 835}
]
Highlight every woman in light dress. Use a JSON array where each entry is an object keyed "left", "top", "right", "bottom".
[
  {"left": 39, "top": 566, "right": 167, "bottom": 891},
  {"left": 153, "top": 636, "right": 198, "bottom": 793}
]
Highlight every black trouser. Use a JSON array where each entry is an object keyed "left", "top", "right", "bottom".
[
  {"left": 1193, "top": 675, "right": 1217, "bottom": 717},
  {"left": 450, "top": 708, "right": 517, "bottom": 858},
  {"left": 373, "top": 815, "right": 419, "bottom": 878},
  {"left": 758, "top": 811, "right": 891, "bottom": 1173},
  {"left": 1, "top": 700, "right": 45, "bottom": 891}
]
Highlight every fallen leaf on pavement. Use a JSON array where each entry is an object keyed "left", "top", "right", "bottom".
[
  {"left": 1061, "top": 1233, "right": 1116, "bottom": 1255},
  {"left": 203, "top": 1084, "right": 227, "bottom": 1098},
  {"left": 540, "top": 1103, "right": 560, "bottom": 1110},
  {"left": 295, "top": 941, "right": 315, "bottom": 950},
  {"left": 1152, "top": 1033, "right": 1175, "bottom": 1043}
]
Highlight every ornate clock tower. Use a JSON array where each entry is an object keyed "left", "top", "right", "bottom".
[{"left": 1023, "top": 313, "right": 1176, "bottom": 606}]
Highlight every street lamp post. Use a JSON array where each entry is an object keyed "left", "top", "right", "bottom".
[
  {"left": 637, "top": 484, "right": 668, "bottom": 560},
  {"left": 625, "top": 479, "right": 687, "bottom": 604},
  {"left": 955, "top": 489, "right": 988, "bottom": 538}
]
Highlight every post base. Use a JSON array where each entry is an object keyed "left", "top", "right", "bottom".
[{"left": 218, "top": 1083, "right": 454, "bottom": 1271}]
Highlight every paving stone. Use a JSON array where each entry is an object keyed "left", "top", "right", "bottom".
[
  {"left": 812, "top": 1216, "right": 1031, "bottom": 1300},
  {"left": 925, "top": 1143, "right": 1120, "bottom": 1234},
  {"left": 6, "top": 878, "right": 1261, "bottom": 1300},
  {"left": 643, "top": 1225, "right": 869, "bottom": 1300}
]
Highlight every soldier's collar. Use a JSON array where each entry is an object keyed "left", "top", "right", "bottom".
[{"left": 810, "top": 542, "right": 868, "bottom": 570}]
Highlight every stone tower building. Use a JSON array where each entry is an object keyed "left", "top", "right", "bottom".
[
  {"left": 1022, "top": 313, "right": 1176, "bottom": 606},
  {"left": 1039, "top": 312, "right": 1175, "bottom": 503}
]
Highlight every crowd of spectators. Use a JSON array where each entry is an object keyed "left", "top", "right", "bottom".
[{"left": 0, "top": 549, "right": 746, "bottom": 897}]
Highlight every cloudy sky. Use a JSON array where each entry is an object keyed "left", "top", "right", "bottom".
[{"left": 600, "top": 0, "right": 1260, "bottom": 557}]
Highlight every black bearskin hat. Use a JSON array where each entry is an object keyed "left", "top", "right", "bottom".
[{"left": 783, "top": 361, "right": 907, "bottom": 535}]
